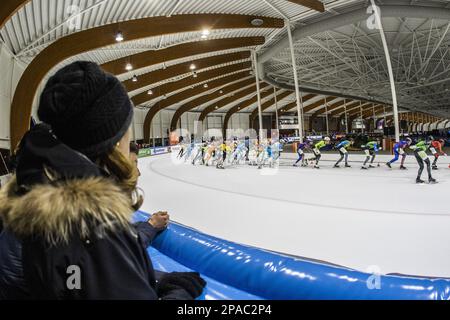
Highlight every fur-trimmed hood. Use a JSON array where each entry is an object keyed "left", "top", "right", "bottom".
[{"left": 0, "top": 175, "right": 134, "bottom": 244}]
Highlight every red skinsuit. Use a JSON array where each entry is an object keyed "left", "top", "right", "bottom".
[{"left": 431, "top": 141, "right": 444, "bottom": 157}]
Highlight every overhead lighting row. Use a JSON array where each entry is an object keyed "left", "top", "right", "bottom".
[
  {"left": 116, "top": 28, "right": 210, "bottom": 42},
  {"left": 201, "top": 29, "right": 210, "bottom": 39},
  {"left": 119, "top": 29, "right": 212, "bottom": 96}
]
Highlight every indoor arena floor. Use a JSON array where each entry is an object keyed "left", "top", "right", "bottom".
[{"left": 138, "top": 153, "right": 450, "bottom": 278}]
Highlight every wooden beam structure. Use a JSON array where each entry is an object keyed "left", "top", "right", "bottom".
[
  {"left": 223, "top": 88, "right": 275, "bottom": 132},
  {"left": 10, "top": 14, "right": 283, "bottom": 149},
  {"left": 198, "top": 82, "right": 266, "bottom": 122},
  {"left": 132, "top": 61, "right": 252, "bottom": 106},
  {"left": 287, "top": 0, "right": 325, "bottom": 12},
  {"left": 143, "top": 70, "right": 252, "bottom": 142},
  {"left": 276, "top": 94, "right": 317, "bottom": 116},
  {"left": 103, "top": 37, "right": 263, "bottom": 76},
  {"left": 249, "top": 90, "right": 293, "bottom": 122},
  {"left": 0, "top": 0, "right": 30, "bottom": 28},
  {"left": 170, "top": 77, "right": 258, "bottom": 131},
  {"left": 123, "top": 50, "right": 251, "bottom": 92}
]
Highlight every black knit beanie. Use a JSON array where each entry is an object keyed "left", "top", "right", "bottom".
[{"left": 38, "top": 61, "right": 133, "bottom": 158}]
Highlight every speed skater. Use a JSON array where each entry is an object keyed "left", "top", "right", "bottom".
[
  {"left": 334, "top": 138, "right": 353, "bottom": 168},
  {"left": 386, "top": 138, "right": 412, "bottom": 170},
  {"left": 293, "top": 140, "right": 312, "bottom": 167},
  {"left": 361, "top": 140, "right": 381, "bottom": 169},
  {"left": 312, "top": 137, "right": 331, "bottom": 169},
  {"left": 410, "top": 138, "right": 436, "bottom": 184},
  {"left": 429, "top": 137, "right": 447, "bottom": 170}
]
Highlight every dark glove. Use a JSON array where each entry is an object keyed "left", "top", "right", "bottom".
[{"left": 157, "top": 272, "right": 206, "bottom": 299}]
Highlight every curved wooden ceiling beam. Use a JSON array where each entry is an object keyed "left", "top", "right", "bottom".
[
  {"left": 223, "top": 87, "right": 274, "bottom": 131},
  {"left": 312, "top": 99, "right": 347, "bottom": 117},
  {"left": 0, "top": 0, "right": 30, "bottom": 28},
  {"left": 287, "top": 0, "right": 325, "bottom": 12},
  {"left": 278, "top": 94, "right": 333, "bottom": 115},
  {"left": 249, "top": 90, "right": 292, "bottom": 122},
  {"left": 132, "top": 61, "right": 252, "bottom": 106},
  {"left": 143, "top": 70, "right": 251, "bottom": 142},
  {"left": 123, "top": 50, "right": 251, "bottom": 92},
  {"left": 198, "top": 81, "right": 264, "bottom": 122},
  {"left": 362, "top": 105, "right": 385, "bottom": 119},
  {"left": 104, "top": 37, "right": 263, "bottom": 76},
  {"left": 347, "top": 104, "right": 390, "bottom": 122},
  {"left": 362, "top": 107, "right": 391, "bottom": 121},
  {"left": 362, "top": 108, "right": 384, "bottom": 120},
  {"left": 305, "top": 97, "right": 339, "bottom": 114},
  {"left": 347, "top": 103, "right": 377, "bottom": 117},
  {"left": 278, "top": 102, "right": 295, "bottom": 113},
  {"left": 10, "top": 14, "right": 283, "bottom": 150},
  {"left": 230, "top": 88, "right": 285, "bottom": 129},
  {"left": 277, "top": 94, "right": 316, "bottom": 116},
  {"left": 309, "top": 100, "right": 349, "bottom": 129},
  {"left": 332, "top": 102, "right": 372, "bottom": 117},
  {"left": 297, "top": 96, "right": 338, "bottom": 114},
  {"left": 329, "top": 101, "right": 363, "bottom": 117},
  {"left": 170, "top": 77, "right": 257, "bottom": 131}
]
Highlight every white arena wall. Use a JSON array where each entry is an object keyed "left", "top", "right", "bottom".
[{"left": 0, "top": 42, "right": 25, "bottom": 150}]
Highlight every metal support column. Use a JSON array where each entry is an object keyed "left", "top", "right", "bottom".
[
  {"left": 286, "top": 20, "right": 304, "bottom": 143},
  {"left": 372, "top": 104, "right": 376, "bottom": 131},
  {"left": 360, "top": 101, "right": 363, "bottom": 134},
  {"left": 252, "top": 50, "right": 264, "bottom": 139},
  {"left": 160, "top": 111, "right": 164, "bottom": 146},
  {"left": 344, "top": 100, "right": 349, "bottom": 134},
  {"left": 371, "top": 0, "right": 400, "bottom": 141},
  {"left": 274, "top": 87, "right": 279, "bottom": 131},
  {"left": 325, "top": 97, "right": 329, "bottom": 136}
]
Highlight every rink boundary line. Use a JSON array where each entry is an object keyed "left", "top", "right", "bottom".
[
  {"left": 147, "top": 158, "right": 450, "bottom": 218},
  {"left": 275, "top": 161, "right": 449, "bottom": 182}
]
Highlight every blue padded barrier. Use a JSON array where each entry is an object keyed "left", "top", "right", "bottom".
[
  {"left": 135, "top": 211, "right": 450, "bottom": 300},
  {"left": 134, "top": 212, "right": 261, "bottom": 300},
  {"left": 147, "top": 247, "right": 261, "bottom": 300}
]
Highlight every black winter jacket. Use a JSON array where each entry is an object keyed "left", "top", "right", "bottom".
[
  {"left": 0, "top": 175, "right": 169, "bottom": 299},
  {"left": 0, "top": 124, "right": 191, "bottom": 300}
]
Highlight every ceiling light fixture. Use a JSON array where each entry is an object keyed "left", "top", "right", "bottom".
[
  {"left": 132, "top": 75, "right": 138, "bottom": 82},
  {"left": 147, "top": 89, "right": 153, "bottom": 95},
  {"left": 115, "top": 31, "right": 124, "bottom": 42},
  {"left": 190, "top": 64, "right": 196, "bottom": 70},
  {"left": 251, "top": 18, "right": 264, "bottom": 27},
  {"left": 201, "top": 29, "right": 210, "bottom": 39},
  {"left": 203, "top": 83, "right": 209, "bottom": 88},
  {"left": 125, "top": 63, "right": 133, "bottom": 71}
]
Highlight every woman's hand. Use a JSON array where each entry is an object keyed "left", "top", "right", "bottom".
[{"left": 149, "top": 211, "right": 170, "bottom": 230}]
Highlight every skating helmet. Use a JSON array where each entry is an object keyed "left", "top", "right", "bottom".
[
  {"left": 439, "top": 138, "right": 445, "bottom": 144},
  {"left": 428, "top": 135, "right": 434, "bottom": 141},
  {"left": 324, "top": 137, "right": 331, "bottom": 142},
  {"left": 406, "top": 137, "right": 412, "bottom": 145}
]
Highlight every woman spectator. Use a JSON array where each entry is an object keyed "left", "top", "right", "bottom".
[{"left": 0, "top": 61, "right": 205, "bottom": 299}]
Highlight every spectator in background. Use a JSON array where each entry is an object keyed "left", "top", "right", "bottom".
[
  {"left": 0, "top": 61, "right": 205, "bottom": 300},
  {"left": 129, "top": 142, "right": 140, "bottom": 176}
]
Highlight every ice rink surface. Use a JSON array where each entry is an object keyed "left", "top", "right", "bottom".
[{"left": 138, "top": 152, "right": 450, "bottom": 278}]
